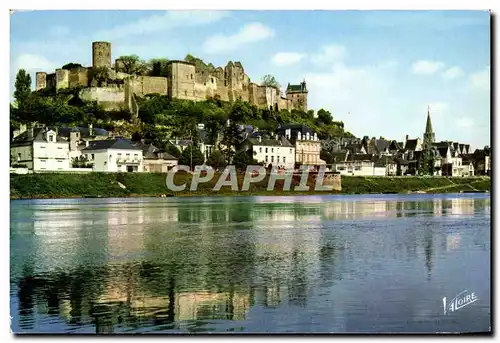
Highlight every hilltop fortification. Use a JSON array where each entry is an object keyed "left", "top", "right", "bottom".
[{"left": 35, "top": 41, "right": 309, "bottom": 114}]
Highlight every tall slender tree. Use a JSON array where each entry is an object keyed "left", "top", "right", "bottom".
[{"left": 14, "top": 69, "right": 32, "bottom": 109}]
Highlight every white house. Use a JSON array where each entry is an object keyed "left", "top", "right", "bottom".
[
  {"left": 82, "top": 139, "right": 144, "bottom": 172},
  {"left": 241, "top": 135, "right": 295, "bottom": 169},
  {"left": 136, "top": 142, "right": 178, "bottom": 173},
  {"left": 332, "top": 154, "right": 386, "bottom": 176},
  {"left": 10, "top": 127, "right": 71, "bottom": 172}
]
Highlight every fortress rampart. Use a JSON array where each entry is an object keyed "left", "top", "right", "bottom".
[{"left": 35, "top": 41, "right": 309, "bottom": 114}]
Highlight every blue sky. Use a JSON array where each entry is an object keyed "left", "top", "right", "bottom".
[{"left": 10, "top": 10, "right": 490, "bottom": 149}]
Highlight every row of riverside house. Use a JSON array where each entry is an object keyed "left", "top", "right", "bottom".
[{"left": 10, "top": 109, "right": 490, "bottom": 176}]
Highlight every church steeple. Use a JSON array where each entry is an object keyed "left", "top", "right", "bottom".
[{"left": 423, "top": 105, "right": 435, "bottom": 148}]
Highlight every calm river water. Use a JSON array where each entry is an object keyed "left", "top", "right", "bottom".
[{"left": 10, "top": 194, "right": 491, "bottom": 334}]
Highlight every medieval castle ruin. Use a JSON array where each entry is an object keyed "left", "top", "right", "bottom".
[{"left": 35, "top": 41, "right": 309, "bottom": 114}]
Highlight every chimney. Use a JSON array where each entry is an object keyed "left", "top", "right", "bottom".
[
  {"left": 85, "top": 140, "right": 89, "bottom": 147},
  {"left": 27, "top": 123, "right": 34, "bottom": 141},
  {"left": 258, "top": 136, "right": 262, "bottom": 143}
]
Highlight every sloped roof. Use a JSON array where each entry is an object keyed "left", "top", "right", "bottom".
[
  {"left": 247, "top": 137, "right": 294, "bottom": 147},
  {"left": 330, "top": 151, "right": 349, "bottom": 163},
  {"left": 82, "top": 138, "right": 141, "bottom": 151},
  {"left": 11, "top": 127, "right": 67, "bottom": 147},
  {"left": 437, "top": 146, "right": 449, "bottom": 158},
  {"left": 405, "top": 139, "right": 419, "bottom": 150}
]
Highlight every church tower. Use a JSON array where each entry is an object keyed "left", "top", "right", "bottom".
[{"left": 423, "top": 105, "right": 435, "bottom": 150}]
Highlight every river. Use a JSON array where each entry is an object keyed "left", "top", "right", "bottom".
[{"left": 10, "top": 194, "right": 491, "bottom": 333}]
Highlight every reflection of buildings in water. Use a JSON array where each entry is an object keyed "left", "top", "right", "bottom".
[
  {"left": 95, "top": 285, "right": 250, "bottom": 322},
  {"left": 446, "top": 232, "right": 461, "bottom": 252},
  {"left": 450, "top": 198, "right": 475, "bottom": 216},
  {"left": 175, "top": 292, "right": 249, "bottom": 321},
  {"left": 433, "top": 199, "right": 442, "bottom": 216},
  {"left": 323, "top": 200, "right": 392, "bottom": 220},
  {"left": 106, "top": 206, "right": 146, "bottom": 258}
]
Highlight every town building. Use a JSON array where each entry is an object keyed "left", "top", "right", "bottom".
[
  {"left": 276, "top": 124, "right": 325, "bottom": 170},
  {"left": 136, "top": 142, "right": 178, "bottom": 173},
  {"left": 10, "top": 126, "right": 71, "bottom": 172},
  {"left": 240, "top": 134, "right": 295, "bottom": 169},
  {"left": 81, "top": 138, "right": 143, "bottom": 172}
]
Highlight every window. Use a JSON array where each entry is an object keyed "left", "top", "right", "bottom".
[
  {"left": 185, "top": 90, "right": 188, "bottom": 96},
  {"left": 49, "top": 135, "right": 54, "bottom": 142},
  {"left": 41, "top": 159, "right": 46, "bottom": 163},
  {"left": 355, "top": 166, "right": 361, "bottom": 171},
  {"left": 126, "top": 153, "right": 130, "bottom": 158},
  {"left": 271, "top": 148, "right": 274, "bottom": 153},
  {"left": 271, "top": 156, "right": 274, "bottom": 162},
  {"left": 17, "top": 153, "right": 21, "bottom": 161},
  {"left": 283, "top": 156, "right": 286, "bottom": 163},
  {"left": 91, "top": 154, "right": 94, "bottom": 160},
  {"left": 290, "top": 149, "right": 292, "bottom": 154},
  {"left": 57, "top": 147, "right": 62, "bottom": 150},
  {"left": 212, "top": 78, "right": 214, "bottom": 84},
  {"left": 191, "top": 74, "right": 193, "bottom": 79},
  {"left": 134, "top": 154, "right": 138, "bottom": 157},
  {"left": 265, "top": 155, "right": 268, "bottom": 162},
  {"left": 259, "top": 147, "right": 262, "bottom": 153},
  {"left": 265, "top": 148, "right": 268, "bottom": 153},
  {"left": 277, "top": 156, "right": 280, "bottom": 163},
  {"left": 40, "top": 146, "right": 46, "bottom": 149}
]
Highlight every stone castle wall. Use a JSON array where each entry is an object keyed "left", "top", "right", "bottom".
[
  {"left": 79, "top": 86, "right": 126, "bottom": 111},
  {"left": 68, "top": 67, "right": 89, "bottom": 88},
  {"left": 34, "top": 41, "right": 308, "bottom": 114}
]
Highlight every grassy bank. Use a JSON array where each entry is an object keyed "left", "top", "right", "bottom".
[{"left": 10, "top": 173, "right": 490, "bottom": 199}]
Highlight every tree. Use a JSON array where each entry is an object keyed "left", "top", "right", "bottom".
[
  {"left": 232, "top": 150, "right": 253, "bottom": 170},
  {"left": 261, "top": 74, "right": 280, "bottom": 89},
  {"left": 206, "top": 150, "right": 227, "bottom": 169},
  {"left": 117, "top": 55, "right": 148, "bottom": 75},
  {"left": 179, "top": 145, "right": 205, "bottom": 169},
  {"left": 62, "top": 63, "right": 83, "bottom": 70},
  {"left": 149, "top": 58, "right": 169, "bottom": 77},
  {"left": 317, "top": 109, "right": 333, "bottom": 125},
  {"left": 164, "top": 143, "right": 182, "bottom": 159},
  {"left": 14, "top": 69, "right": 32, "bottom": 109},
  {"left": 88, "top": 67, "right": 110, "bottom": 87}
]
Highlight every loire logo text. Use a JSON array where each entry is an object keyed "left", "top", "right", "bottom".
[{"left": 443, "top": 290, "right": 478, "bottom": 315}]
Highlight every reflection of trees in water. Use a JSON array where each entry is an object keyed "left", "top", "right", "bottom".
[
  {"left": 14, "top": 237, "right": 257, "bottom": 333},
  {"left": 287, "top": 250, "right": 308, "bottom": 308}
]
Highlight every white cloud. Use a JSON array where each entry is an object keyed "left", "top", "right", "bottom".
[
  {"left": 310, "top": 44, "right": 347, "bottom": 65},
  {"left": 13, "top": 54, "right": 57, "bottom": 72},
  {"left": 457, "top": 117, "right": 475, "bottom": 128},
  {"left": 48, "top": 25, "right": 70, "bottom": 37},
  {"left": 271, "top": 52, "right": 306, "bottom": 66},
  {"left": 469, "top": 67, "right": 490, "bottom": 91},
  {"left": 304, "top": 61, "right": 393, "bottom": 137},
  {"left": 203, "top": 22, "right": 275, "bottom": 54},
  {"left": 411, "top": 60, "right": 445, "bottom": 75},
  {"left": 427, "top": 102, "right": 449, "bottom": 116},
  {"left": 94, "top": 10, "right": 230, "bottom": 41},
  {"left": 442, "top": 66, "right": 464, "bottom": 80}
]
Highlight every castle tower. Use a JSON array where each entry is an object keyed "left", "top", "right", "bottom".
[
  {"left": 166, "top": 60, "right": 196, "bottom": 100},
  {"left": 35, "top": 72, "right": 47, "bottom": 91},
  {"left": 92, "top": 41, "right": 112, "bottom": 68},
  {"left": 55, "top": 68, "right": 69, "bottom": 90},
  {"left": 423, "top": 105, "right": 435, "bottom": 150},
  {"left": 286, "top": 80, "right": 308, "bottom": 112}
]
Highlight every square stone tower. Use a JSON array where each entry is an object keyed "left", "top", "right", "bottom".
[{"left": 286, "top": 80, "right": 308, "bottom": 112}]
